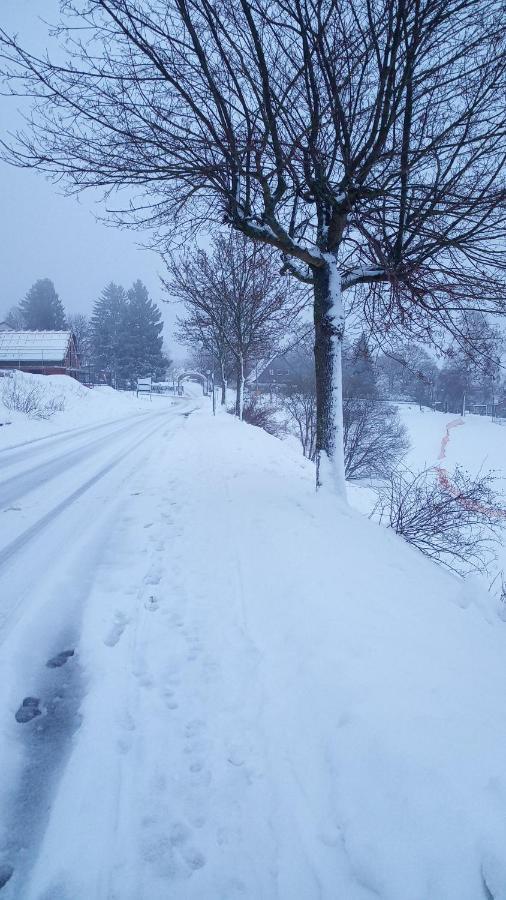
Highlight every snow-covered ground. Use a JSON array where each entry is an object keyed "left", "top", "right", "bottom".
[
  {"left": 1, "top": 382, "right": 506, "bottom": 899},
  {"left": 400, "top": 404, "right": 506, "bottom": 587},
  {"left": 0, "top": 371, "right": 172, "bottom": 450}
]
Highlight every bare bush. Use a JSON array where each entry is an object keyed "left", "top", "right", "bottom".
[
  {"left": 489, "top": 571, "right": 506, "bottom": 614},
  {"left": 282, "top": 372, "right": 408, "bottom": 478},
  {"left": 344, "top": 400, "right": 409, "bottom": 480},
  {"left": 1, "top": 375, "right": 65, "bottom": 419},
  {"left": 284, "top": 388, "right": 317, "bottom": 462},
  {"left": 241, "top": 396, "right": 281, "bottom": 437},
  {"left": 373, "top": 466, "right": 505, "bottom": 575}
]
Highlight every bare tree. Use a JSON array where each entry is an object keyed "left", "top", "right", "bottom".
[
  {"left": 282, "top": 340, "right": 408, "bottom": 476},
  {"left": 176, "top": 312, "right": 234, "bottom": 406},
  {"left": 168, "top": 233, "right": 304, "bottom": 418},
  {"left": 1, "top": 1, "right": 505, "bottom": 495},
  {"left": 285, "top": 385, "right": 318, "bottom": 462},
  {"left": 282, "top": 341, "right": 318, "bottom": 460},
  {"left": 67, "top": 312, "right": 92, "bottom": 366},
  {"left": 343, "top": 399, "right": 409, "bottom": 479},
  {"left": 373, "top": 466, "right": 505, "bottom": 575},
  {"left": 184, "top": 341, "right": 233, "bottom": 405}
]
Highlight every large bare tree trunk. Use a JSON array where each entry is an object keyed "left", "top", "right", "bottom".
[{"left": 313, "top": 257, "right": 346, "bottom": 498}]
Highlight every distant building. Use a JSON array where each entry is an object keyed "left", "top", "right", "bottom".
[
  {"left": 0, "top": 330, "right": 79, "bottom": 376},
  {"left": 251, "top": 353, "right": 296, "bottom": 389}
]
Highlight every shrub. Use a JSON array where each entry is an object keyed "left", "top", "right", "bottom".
[
  {"left": 1, "top": 373, "right": 65, "bottom": 419},
  {"left": 372, "top": 465, "right": 505, "bottom": 575},
  {"left": 284, "top": 386, "right": 317, "bottom": 460},
  {"left": 241, "top": 395, "right": 282, "bottom": 436}
]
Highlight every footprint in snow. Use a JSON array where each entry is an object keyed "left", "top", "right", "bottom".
[
  {"left": 15, "top": 697, "right": 42, "bottom": 724},
  {"left": 168, "top": 822, "right": 206, "bottom": 872},
  {"left": 182, "top": 846, "right": 206, "bottom": 871},
  {"left": 104, "top": 612, "right": 129, "bottom": 647},
  {"left": 144, "top": 595, "right": 159, "bottom": 611},
  {"left": 0, "top": 865, "right": 14, "bottom": 890},
  {"left": 46, "top": 649, "right": 74, "bottom": 668},
  {"left": 144, "top": 573, "right": 161, "bottom": 586},
  {"left": 185, "top": 719, "right": 206, "bottom": 739}
]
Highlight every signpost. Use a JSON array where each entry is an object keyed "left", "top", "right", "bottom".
[{"left": 136, "top": 377, "right": 152, "bottom": 400}]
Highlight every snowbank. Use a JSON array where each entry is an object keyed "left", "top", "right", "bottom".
[
  {"left": 3, "top": 401, "right": 505, "bottom": 899},
  {"left": 0, "top": 370, "right": 173, "bottom": 448}
]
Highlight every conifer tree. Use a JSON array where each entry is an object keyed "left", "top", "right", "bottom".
[
  {"left": 18, "top": 279, "right": 66, "bottom": 330},
  {"left": 90, "top": 282, "right": 128, "bottom": 385},
  {"left": 344, "top": 334, "right": 378, "bottom": 400},
  {"left": 124, "top": 280, "right": 166, "bottom": 381}
]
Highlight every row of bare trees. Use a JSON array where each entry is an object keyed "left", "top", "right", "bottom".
[
  {"left": 167, "top": 233, "right": 305, "bottom": 417},
  {"left": 1, "top": 0, "right": 505, "bottom": 498}
]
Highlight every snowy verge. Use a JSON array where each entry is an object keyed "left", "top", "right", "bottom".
[{"left": 4, "top": 403, "right": 505, "bottom": 899}]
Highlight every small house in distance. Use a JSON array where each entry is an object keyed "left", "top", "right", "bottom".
[{"left": 0, "top": 330, "right": 79, "bottom": 376}]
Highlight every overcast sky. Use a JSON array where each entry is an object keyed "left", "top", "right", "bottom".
[{"left": 0, "top": 1, "right": 180, "bottom": 348}]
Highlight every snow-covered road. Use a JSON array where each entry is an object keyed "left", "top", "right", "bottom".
[
  {"left": 0, "top": 400, "right": 192, "bottom": 640},
  {"left": 0, "top": 395, "right": 201, "bottom": 897}
]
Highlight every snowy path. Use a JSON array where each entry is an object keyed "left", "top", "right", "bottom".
[
  {"left": 0, "top": 396, "right": 198, "bottom": 896},
  {"left": 1, "top": 399, "right": 506, "bottom": 899}
]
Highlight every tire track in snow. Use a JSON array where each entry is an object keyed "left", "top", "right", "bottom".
[
  {"left": 0, "top": 409, "right": 153, "bottom": 465},
  {"left": 0, "top": 408, "right": 194, "bottom": 897},
  {"left": 0, "top": 414, "right": 161, "bottom": 508},
  {"left": 0, "top": 416, "right": 169, "bottom": 572}
]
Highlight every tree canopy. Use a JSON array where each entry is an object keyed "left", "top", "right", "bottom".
[{"left": 18, "top": 279, "right": 66, "bottom": 331}]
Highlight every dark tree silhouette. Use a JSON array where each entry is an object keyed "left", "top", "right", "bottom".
[
  {"left": 18, "top": 279, "right": 66, "bottom": 331},
  {"left": 125, "top": 280, "right": 167, "bottom": 381},
  {"left": 90, "top": 282, "right": 128, "bottom": 386},
  {"left": 1, "top": 0, "right": 505, "bottom": 494}
]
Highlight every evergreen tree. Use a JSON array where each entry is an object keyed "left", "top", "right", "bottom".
[
  {"left": 4, "top": 306, "right": 25, "bottom": 329},
  {"left": 124, "top": 280, "right": 167, "bottom": 381},
  {"left": 343, "top": 333, "right": 378, "bottom": 399},
  {"left": 18, "top": 279, "right": 66, "bottom": 330},
  {"left": 90, "top": 283, "right": 128, "bottom": 385}
]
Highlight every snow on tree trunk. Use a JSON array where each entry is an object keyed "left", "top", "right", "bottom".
[
  {"left": 220, "top": 360, "right": 227, "bottom": 406},
  {"left": 236, "top": 354, "right": 245, "bottom": 420},
  {"left": 313, "top": 256, "right": 346, "bottom": 498}
]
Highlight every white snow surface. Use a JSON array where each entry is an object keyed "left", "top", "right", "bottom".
[
  {"left": 0, "top": 391, "right": 506, "bottom": 899},
  {"left": 0, "top": 371, "right": 172, "bottom": 450}
]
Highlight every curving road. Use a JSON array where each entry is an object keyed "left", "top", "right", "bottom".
[{"left": 0, "top": 398, "right": 194, "bottom": 642}]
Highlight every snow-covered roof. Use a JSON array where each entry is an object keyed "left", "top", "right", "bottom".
[{"left": 0, "top": 330, "right": 73, "bottom": 363}]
